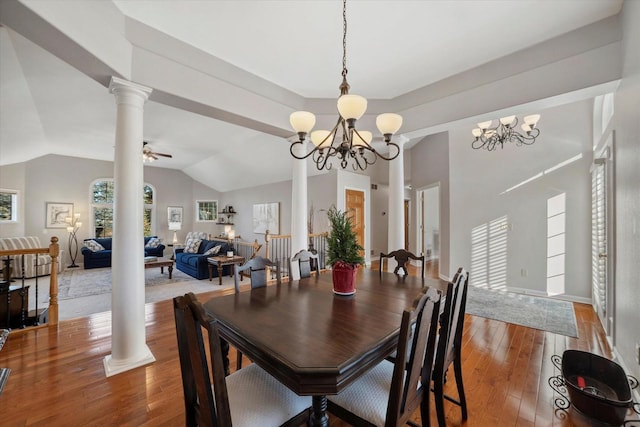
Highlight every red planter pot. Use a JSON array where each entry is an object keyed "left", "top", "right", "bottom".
[{"left": 332, "top": 261, "right": 358, "bottom": 295}]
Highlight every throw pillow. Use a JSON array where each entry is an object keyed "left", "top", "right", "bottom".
[
  {"left": 203, "top": 245, "right": 222, "bottom": 256},
  {"left": 145, "top": 237, "right": 161, "bottom": 248},
  {"left": 184, "top": 238, "right": 202, "bottom": 254},
  {"left": 84, "top": 239, "right": 105, "bottom": 252}
]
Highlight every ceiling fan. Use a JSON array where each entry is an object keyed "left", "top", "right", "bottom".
[{"left": 142, "top": 141, "right": 172, "bottom": 162}]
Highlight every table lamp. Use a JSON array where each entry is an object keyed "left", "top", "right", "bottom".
[{"left": 168, "top": 221, "right": 181, "bottom": 244}]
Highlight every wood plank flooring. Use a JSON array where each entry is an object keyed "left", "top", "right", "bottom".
[{"left": 0, "top": 264, "right": 637, "bottom": 426}]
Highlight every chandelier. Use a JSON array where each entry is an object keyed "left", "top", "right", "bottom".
[
  {"left": 289, "top": 0, "right": 403, "bottom": 171},
  {"left": 471, "top": 114, "right": 541, "bottom": 151}
]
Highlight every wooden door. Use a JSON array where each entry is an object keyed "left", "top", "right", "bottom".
[{"left": 345, "top": 189, "right": 365, "bottom": 262}]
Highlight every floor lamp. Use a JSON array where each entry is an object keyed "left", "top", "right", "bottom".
[{"left": 65, "top": 214, "right": 82, "bottom": 268}]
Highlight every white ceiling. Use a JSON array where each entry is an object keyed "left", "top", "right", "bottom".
[
  {"left": 0, "top": 0, "right": 625, "bottom": 191},
  {"left": 112, "top": 0, "right": 622, "bottom": 99}
]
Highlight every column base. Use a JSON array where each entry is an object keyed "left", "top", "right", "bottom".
[{"left": 103, "top": 345, "right": 156, "bottom": 377}]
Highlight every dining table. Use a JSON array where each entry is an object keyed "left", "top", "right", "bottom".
[{"left": 203, "top": 267, "right": 449, "bottom": 427}]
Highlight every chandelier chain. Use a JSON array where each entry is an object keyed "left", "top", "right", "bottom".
[{"left": 342, "top": 0, "right": 347, "bottom": 78}]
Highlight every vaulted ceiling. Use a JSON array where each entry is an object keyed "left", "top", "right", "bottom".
[{"left": 0, "top": 0, "right": 625, "bottom": 191}]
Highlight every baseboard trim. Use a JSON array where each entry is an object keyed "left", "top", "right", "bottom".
[
  {"left": 506, "top": 286, "right": 592, "bottom": 304},
  {"left": 103, "top": 346, "right": 156, "bottom": 377}
]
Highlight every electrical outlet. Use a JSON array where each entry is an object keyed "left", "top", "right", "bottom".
[{"left": 521, "top": 268, "right": 528, "bottom": 277}]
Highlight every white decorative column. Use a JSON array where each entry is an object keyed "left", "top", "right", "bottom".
[
  {"left": 290, "top": 139, "right": 308, "bottom": 280},
  {"left": 387, "top": 136, "right": 407, "bottom": 272},
  {"left": 104, "top": 77, "right": 155, "bottom": 377}
]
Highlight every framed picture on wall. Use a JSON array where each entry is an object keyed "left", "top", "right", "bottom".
[
  {"left": 196, "top": 200, "right": 218, "bottom": 222},
  {"left": 168, "top": 206, "right": 183, "bottom": 228},
  {"left": 253, "top": 202, "right": 279, "bottom": 234},
  {"left": 45, "top": 202, "right": 73, "bottom": 228}
]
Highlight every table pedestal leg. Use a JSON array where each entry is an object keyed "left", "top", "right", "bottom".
[
  {"left": 168, "top": 265, "right": 173, "bottom": 279},
  {"left": 310, "top": 395, "right": 329, "bottom": 427},
  {"left": 217, "top": 265, "right": 223, "bottom": 286}
]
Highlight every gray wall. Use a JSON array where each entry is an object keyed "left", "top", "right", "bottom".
[
  {"left": 612, "top": 0, "right": 640, "bottom": 380},
  {"left": 0, "top": 154, "right": 220, "bottom": 264},
  {"left": 409, "top": 132, "right": 451, "bottom": 278}
]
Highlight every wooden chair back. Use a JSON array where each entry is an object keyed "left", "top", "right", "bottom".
[
  {"left": 435, "top": 267, "right": 468, "bottom": 373},
  {"left": 234, "top": 256, "right": 281, "bottom": 293},
  {"left": 380, "top": 249, "right": 425, "bottom": 277},
  {"left": 387, "top": 286, "right": 441, "bottom": 426},
  {"left": 290, "top": 249, "right": 319, "bottom": 279},
  {"left": 173, "top": 292, "right": 232, "bottom": 427}
]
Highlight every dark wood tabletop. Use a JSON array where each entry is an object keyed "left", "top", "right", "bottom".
[{"left": 203, "top": 268, "right": 448, "bottom": 426}]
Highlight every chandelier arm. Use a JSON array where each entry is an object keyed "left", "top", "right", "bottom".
[
  {"left": 374, "top": 141, "right": 401, "bottom": 161},
  {"left": 290, "top": 140, "right": 317, "bottom": 160}
]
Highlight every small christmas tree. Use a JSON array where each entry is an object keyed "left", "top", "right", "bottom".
[{"left": 326, "top": 206, "right": 364, "bottom": 266}]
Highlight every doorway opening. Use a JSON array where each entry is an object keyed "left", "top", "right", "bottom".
[{"left": 417, "top": 184, "right": 440, "bottom": 278}]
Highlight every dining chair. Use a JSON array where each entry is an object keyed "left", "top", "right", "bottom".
[
  {"left": 380, "top": 249, "right": 425, "bottom": 278},
  {"left": 432, "top": 267, "right": 469, "bottom": 427},
  {"left": 233, "top": 256, "right": 281, "bottom": 369},
  {"left": 290, "top": 249, "right": 319, "bottom": 279},
  {"left": 173, "top": 292, "right": 311, "bottom": 427},
  {"left": 327, "top": 287, "right": 442, "bottom": 427},
  {"left": 233, "top": 256, "right": 281, "bottom": 293}
]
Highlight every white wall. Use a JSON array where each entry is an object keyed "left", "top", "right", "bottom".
[
  {"left": 409, "top": 132, "right": 450, "bottom": 278},
  {"left": 449, "top": 101, "right": 593, "bottom": 299},
  {"left": 611, "top": 0, "right": 640, "bottom": 380}
]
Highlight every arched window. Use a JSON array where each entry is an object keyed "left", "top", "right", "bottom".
[{"left": 90, "top": 179, "right": 155, "bottom": 237}]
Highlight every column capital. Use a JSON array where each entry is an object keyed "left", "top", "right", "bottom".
[
  {"left": 109, "top": 76, "right": 152, "bottom": 103},
  {"left": 393, "top": 135, "right": 409, "bottom": 147}
]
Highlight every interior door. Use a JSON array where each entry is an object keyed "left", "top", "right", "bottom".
[{"left": 345, "top": 189, "right": 365, "bottom": 262}]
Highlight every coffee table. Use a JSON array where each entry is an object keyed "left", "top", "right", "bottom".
[
  {"left": 144, "top": 257, "right": 174, "bottom": 279},
  {"left": 207, "top": 255, "right": 245, "bottom": 285}
]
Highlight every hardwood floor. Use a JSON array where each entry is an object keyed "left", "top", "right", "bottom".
[{"left": 0, "top": 264, "right": 636, "bottom": 426}]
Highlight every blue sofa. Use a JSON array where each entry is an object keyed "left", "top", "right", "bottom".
[
  {"left": 81, "top": 236, "right": 165, "bottom": 269},
  {"left": 175, "top": 238, "right": 232, "bottom": 280}
]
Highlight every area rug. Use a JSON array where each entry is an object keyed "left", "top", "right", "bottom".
[
  {"left": 49, "top": 266, "right": 235, "bottom": 320},
  {"left": 57, "top": 266, "right": 204, "bottom": 299},
  {"left": 465, "top": 286, "right": 579, "bottom": 338}
]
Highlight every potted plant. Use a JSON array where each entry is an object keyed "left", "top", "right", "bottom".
[{"left": 326, "top": 205, "right": 364, "bottom": 295}]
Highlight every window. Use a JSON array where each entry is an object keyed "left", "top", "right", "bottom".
[
  {"left": 547, "top": 193, "right": 566, "bottom": 295},
  {"left": 90, "top": 179, "right": 155, "bottom": 237},
  {"left": 0, "top": 189, "right": 19, "bottom": 222}
]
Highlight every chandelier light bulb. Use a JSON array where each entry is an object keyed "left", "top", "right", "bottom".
[
  {"left": 337, "top": 94, "right": 368, "bottom": 121},
  {"left": 499, "top": 115, "right": 516, "bottom": 126},
  {"left": 353, "top": 130, "right": 372, "bottom": 147},
  {"left": 477, "top": 120, "right": 493, "bottom": 130},
  {"left": 521, "top": 123, "right": 532, "bottom": 133},
  {"left": 524, "top": 114, "right": 540, "bottom": 126},
  {"left": 376, "top": 113, "right": 403, "bottom": 136},
  {"left": 311, "top": 130, "right": 333, "bottom": 148},
  {"left": 472, "top": 128, "right": 482, "bottom": 138},
  {"left": 290, "top": 111, "right": 316, "bottom": 133}
]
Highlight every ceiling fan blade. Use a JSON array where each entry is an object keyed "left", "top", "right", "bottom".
[
  {"left": 153, "top": 152, "right": 173, "bottom": 158},
  {"left": 149, "top": 153, "right": 159, "bottom": 160}
]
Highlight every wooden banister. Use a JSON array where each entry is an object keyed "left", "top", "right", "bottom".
[{"left": 0, "top": 236, "right": 60, "bottom": 331}]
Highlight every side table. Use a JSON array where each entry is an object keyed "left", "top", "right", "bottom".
[{"left": 207, "top": 255, "right": 245, "bottom": 286}]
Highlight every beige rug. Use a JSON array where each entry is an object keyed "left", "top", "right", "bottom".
[{"left": 20, "top": 266, "right": 235, "bottom": 320}]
